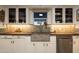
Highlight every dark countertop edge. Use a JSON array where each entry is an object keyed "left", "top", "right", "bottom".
[
  {"left": 50, "top": 34, "right": 79, "bottom": 35},
  {"left": 0, "top": 33, "right": 31, "bottom": 36},
  {"left": 0, "top": 33, "right": 79, "bottom": 36},
  {"left": 0, "top": 32, "right": 50, "bottom": 35}
]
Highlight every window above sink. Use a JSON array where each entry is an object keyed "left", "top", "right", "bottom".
[{"left": 33, "top": 12, "right": 47, "bottom": 25}]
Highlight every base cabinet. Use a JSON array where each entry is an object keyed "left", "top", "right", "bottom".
[
  {"left": 73, "top": 36, "right": 79, "bottom": 53},
  {"left": 0, "top": 39, "right": 11, "bottom": 53},
  {"left": 0, "top": 39, "right": 25, "bottom": 53},
  {"left": 0, "top": 35, "right": 30, "bottom": 53},
  {"left": 12, "top": 39, "right": 25, "bottom": 53},
  {"left": 24, "top": 36, "right": 56, "bottom": 53},
  {"left": 24, "top": 42, "right": 35, "bottom": 52},
  {"left": 0, "top": 35, "right": 56, "bottom": 53}
]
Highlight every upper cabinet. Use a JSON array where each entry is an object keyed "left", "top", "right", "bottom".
[
  {"left": 9, "top": 8, "right": 26, "bottom": 24},
  {"left": 55, "top": 8, "right": 73, "bottom": 24},
  {"left": 3, "top": 7, "right": 74, "bottom": 24},
  {"left": 76, "top": 9, "right": 79, "bottom": 21},
  {"left": 19, "top": 8, "right": 26, "bottom": 23},
  {"left": 65, "top": 8, "right": 73, "bottom": 23},
  {"left": 0, "top": 9, "right": 5, "bottom": 23},
  {"left": 55, "top": 8, "right": 63, "bottom": 23},
  {"left": 9, "top": 8, "right": 16, "bottom": 23}
]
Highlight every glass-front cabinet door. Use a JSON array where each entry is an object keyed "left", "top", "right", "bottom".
[
  {"left": 55, "top": 8, "right": 63, "bottom": 23},
  {"left": 9, "top": 8, "right": 26, "bottom": 23},
  {"left": 0, "top": 9, "right": 5, "bottom": 23},
  {"left": 9, "top": 8, "right": 16, "bottom": 23},
  {"left": 33, "top": 12, "right": 47, "bottom": 25},
  {"left": 19, "top": 8, "right": 26, "bottom": 23},
  {"left": 76, "top": 9, "right": 79, "bottom": 21},
  {"left": 65, "top": 8, "right": 73, "bottom": 23},
  {"left": 55, "top": 8, "right": 73, "bottom": 24}
]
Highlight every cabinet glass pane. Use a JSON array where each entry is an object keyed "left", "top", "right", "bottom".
[
  {"left": 76, "top": 9, "right": 79, "bottom": 21},
  {"left": 55, "top": 8, "right": 62, "bottom": 23},
  {"left": 9, "top": 8, "right": 16, "bottom": 23},
  {"left": 19, "top": 8, "right": 26, "bottom": 23},
  {"left": 0, "top": 10, "right": 5, "bottom": 22},
  {"left": 65, "top": 8, "right": 73, "bottom": 23}
]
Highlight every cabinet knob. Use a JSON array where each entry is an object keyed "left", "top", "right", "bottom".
[
  {"left": 33, "top": 43, "right": 35, "bottom": 46},
  {"left": 43, "top": 43, "right": 48, "bottom": 46},
  {"left": 46, "top": 43, "right": 48, "bottom": 46},
  {"left": 11, "top": 41, "right": 14, "bottom": 44},
  {"left": 73, "top": 41, "right": 76, "bottom": 44}
]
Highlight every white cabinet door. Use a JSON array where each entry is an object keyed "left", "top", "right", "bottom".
[
  {"left": 24, "top": 36, "right": 34, "bottom": 52},
  {"left": 0, "top": 39, "right": 12, "bottom": 53},
  {"left": 25, "top": 42, "right": 36, "bottom": 52},
  {"left": 43, "top": 42, "right": 56, "bottom": 53},
  {"left": 12, "top": 39, "right": 25, "bottom": 53},
  {"left": 11, "top": 36, "right": 27, "bottom": 53},
  {"left": 33, "top": 42, "right": 44, "bottom": 53},
  {"left": 73, "top": 36, "right": 79, "bottom": 53},
  {"left": 46, "top": 36, "right": 56, "bottom": 53},
  {"left": 8, "top": 36, "right": 29, "bottom": 53}
]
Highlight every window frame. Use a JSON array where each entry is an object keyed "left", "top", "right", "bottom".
[{"left": 33, "top": 12, "right": 47, "bottom": 25}]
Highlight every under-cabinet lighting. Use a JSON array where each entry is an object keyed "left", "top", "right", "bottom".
[
  {"left": 6, "top": 24, "right": 34, "bottom": 33},
  {"left": 50, "top": 25, "right": 75, "bottom": 33}
]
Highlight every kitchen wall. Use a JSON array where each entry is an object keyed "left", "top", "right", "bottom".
[{"left": 0, "top": 5, "right": 79, "bottom": 52}]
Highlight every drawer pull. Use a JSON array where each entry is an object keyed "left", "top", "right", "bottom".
[
  {"left": 33, "top": 43, "right": 35, "bottom": 46},
  {"left": 43, "top": 43, "right": 48, "bottom": 46},
  {"left": 73, "top": 41, "right": 76, "bottom": 44},
  {"left": 11, "top": 41, "right": 14, "bottom": 44},
  {"left": 46, "top": 44, "right": 48, "bottom": 46}
]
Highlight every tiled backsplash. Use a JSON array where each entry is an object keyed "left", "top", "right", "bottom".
[
  {"left": 0, "top": 24, "right": 77, "bottom": 34},
  {"left": 5, "top": 24, "right": 34, "bottom": 34},
  {"left": 0, "top": 24, "right": 50, "bottom": 34}
]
